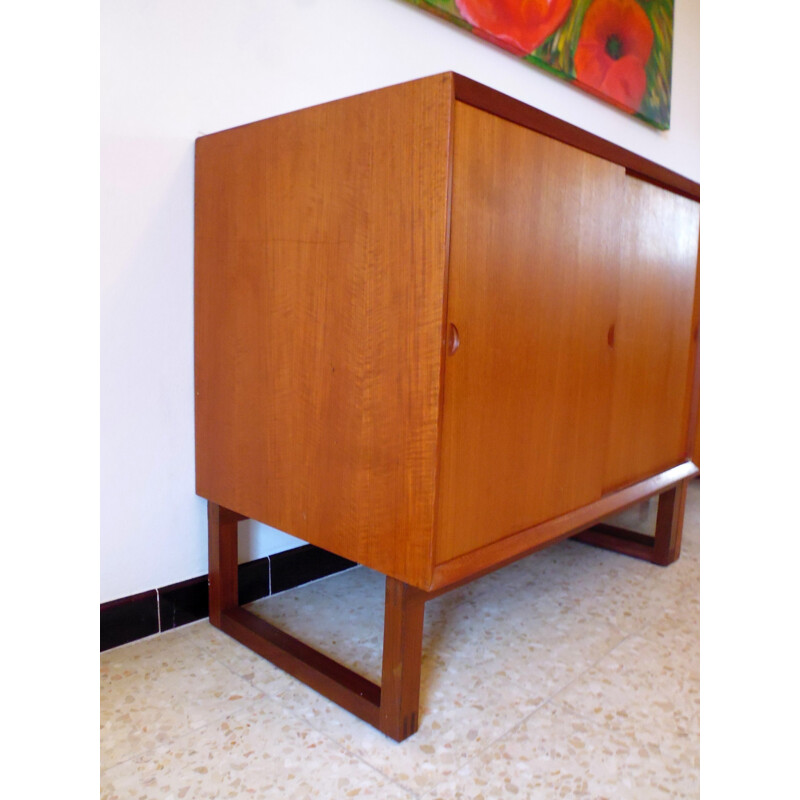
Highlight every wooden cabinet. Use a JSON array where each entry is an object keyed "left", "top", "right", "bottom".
[{"left": 195, "top": 73, "right": 699, "bottom": 740}]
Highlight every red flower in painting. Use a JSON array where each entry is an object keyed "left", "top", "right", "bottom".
[
  {"left": 456, "top": 0, "right": 573, "bottom": 55},
  {"left": 574, "top": 0, "right": 654, "bottom": 112}
]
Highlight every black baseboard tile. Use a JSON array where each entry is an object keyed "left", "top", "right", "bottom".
[
  {"left": 100, "top": 590, "right": 159, "bottom": 652},
  {"left": 158, "top": 575, "right": 209, "bottom": 632},
  {"left": 238, "top": 555, "right": 271, "bottom": 605},
  {"left": 270, "top": 544, "right": 356, "bottom": 595},
  {"left": 101, "top": 544, "right": 356, "bottom": 651}
]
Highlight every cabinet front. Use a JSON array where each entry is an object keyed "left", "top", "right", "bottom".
[{"left": 435, "top": 102, "right": 625, "bottom": 564}]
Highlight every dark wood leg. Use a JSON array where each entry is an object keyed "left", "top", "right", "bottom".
[
  {"left": 652, "top": 481, "right": 688, "bottom": 566},
  {"left": 207, "top": 502, "right": 426, "bottom": 741},
  {"left": 571, "top": 479, "right": 689, "bottom": 566},
  {"left": 208, "top": 502, "right": 244, "bottom": 627},
  {"left": 379, "top": 577, "right": 426, "bottom": 741}
]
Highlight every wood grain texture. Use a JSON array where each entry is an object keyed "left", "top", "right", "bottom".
[
  {"left": 572, "top": 525, "right": 659, "bottom": 561},
  {"left": 195, "top": 74, "right": 453, "bottom": 589},
  {"left": 380, "top": 578, "right": 426, "bottom": 741},
  {"left": 452, "top": 73, "right": 699, "bottom": 201},
  {"left": 221, "top": 607, "right": 382, "bottom": 728},
  {"left": 601, "top": 175, "right": 700, "bottom": 492},
  {"left": 573, "top": 478, "right": 689, "bottom": 564},
  {"left": 207, "top": 503, "right": 243, "bottom": 628},
  {"left": 435, "top": 101, "right": 623, "bottom": 564},
  {"left": 651, "top": 480, "right": 688, "bottom": 565}
]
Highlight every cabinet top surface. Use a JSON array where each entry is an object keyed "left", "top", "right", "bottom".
[
  {"left": 448, "top": 73, "right": 698, "bottom": 201},
  {"left": 198, "top": 72, "right": 699, "bottom": 202}
]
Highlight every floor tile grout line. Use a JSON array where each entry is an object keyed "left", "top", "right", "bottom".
[
  {"left": 100, "top": 706, "right": 254, "bottom": 777},
  {"left": 418, "top": 694, "right": 581, "bottom": 796},
  {"left": 536, "top": 628, "right": 699, "bottom": 737},
  {"left": 423, "top": 626, "right": 690, "bottom": 794},
  {"left": 328, "top": 742, "right": 426, "bottom": 800},
  {"left": 429, "top": 698, "right": 555, "bottom": 791},
  {"left": 396, "top": 627, "right": 644, "bottom": 795},
  {"left": 199, "top": 630, "right": 537, "bottom": 798},
  {"left": 239, "top": 677, "right": 426, "bottom": 799},
  {"left": 519, "top": 630, "right": 640, "bottom": 716},
  {"left": 100, "top": 645, "right": 270, "bottom": 763},
  {"left": 160, "top": 688, "right": 423, "bottom": 799},
  {"left": 101, "top": 634, "right": 274, "bottom": 775},
  {"left": 544, "top": 692, "right": 697, "bottom": 741}
]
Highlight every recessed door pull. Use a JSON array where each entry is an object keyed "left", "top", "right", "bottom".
[{"left": 448, "top": 323, "right": 460, "bottom": 355}]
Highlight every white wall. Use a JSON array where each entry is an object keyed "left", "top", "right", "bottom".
[{"left": 100, "top": 0, "right": 699, "bottom": 603}]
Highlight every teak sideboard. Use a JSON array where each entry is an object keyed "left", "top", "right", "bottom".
[{"left": 195, "top": 72, "right": 700, "bottom": 741}]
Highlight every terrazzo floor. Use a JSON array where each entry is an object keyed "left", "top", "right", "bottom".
[{"left": 101, "top": 480, "right": 700, "bottom": 799}]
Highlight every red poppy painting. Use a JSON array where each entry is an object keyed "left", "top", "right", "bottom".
[{"left": 401, "top": 0, "right": 674, "bottom": 129}]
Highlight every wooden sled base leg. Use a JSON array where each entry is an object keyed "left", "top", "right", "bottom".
[
  {"left": 380, "top": 576, "right": 425, "bottom": 741},
  {"left": 571, "top": 479, "right": 689, "bottom": 566},
  {"left": 207, "top": 502, "right": 426, "bottom": 741}
]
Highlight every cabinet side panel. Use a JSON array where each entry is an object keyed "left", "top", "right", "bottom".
[
  {"left": 195, "top": 75, "right": 453, "bottom": 588},
  {"left": 601, "top": 179, "right": 700, "bottom": 491},
  {"left": 435, "top": 102, "right": 624, "bottom": 564}
]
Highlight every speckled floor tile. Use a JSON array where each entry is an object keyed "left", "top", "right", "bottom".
[
  {"left": 167, "top": 619, "right": 300, "bottom": 694},
  {"left": 469, "top": 616, "right": 628, "bottom": 694},
  {"left": 640, "top": 558, "right": 700, "bottom": 643},
  {"left": 430, "top": 545, "right": 655, "bottom": 653},
  {"left": 554, "top": 633, "right": 699, "bottom": 737},
  {"left": 271, "top": 648, "right": 548, "bottom": 797},
  {"left": 421, "top": 702, "right": 699, "bottom": 800},
  {"left": 101, "top": 695, "right": 416, "bottom": 800},
  {"left": 264, "top": 613, "right": 627, "bottom": 796},
  {"left": 101, "top": 625, "right": 208, "bottom": 685},
  {"left": 245, "top": 565, "right": 385, "bottom": 645},
  {"left": 249, "top": 610, "right": 559, "bottom": 794},
  {"left": 101, "top": 629, "right": 267, "bottom": 769},
  {"left": 236, "top": 564, "right": 635, "bottom": 794},
  {"left": 536, "top": 551, "right": 696, "bottom": 638}
]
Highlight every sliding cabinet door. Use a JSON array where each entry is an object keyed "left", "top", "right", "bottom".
[
  {"left": 602, "top": 177, "right": 700, "bottom": 492},
  {"left": 435, "top": 102, "right": 624, "bottom": 564}
]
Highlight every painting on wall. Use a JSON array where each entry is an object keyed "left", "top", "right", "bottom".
[{"left": 401, "top": 0, "right": 675, "bottom": 129}]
